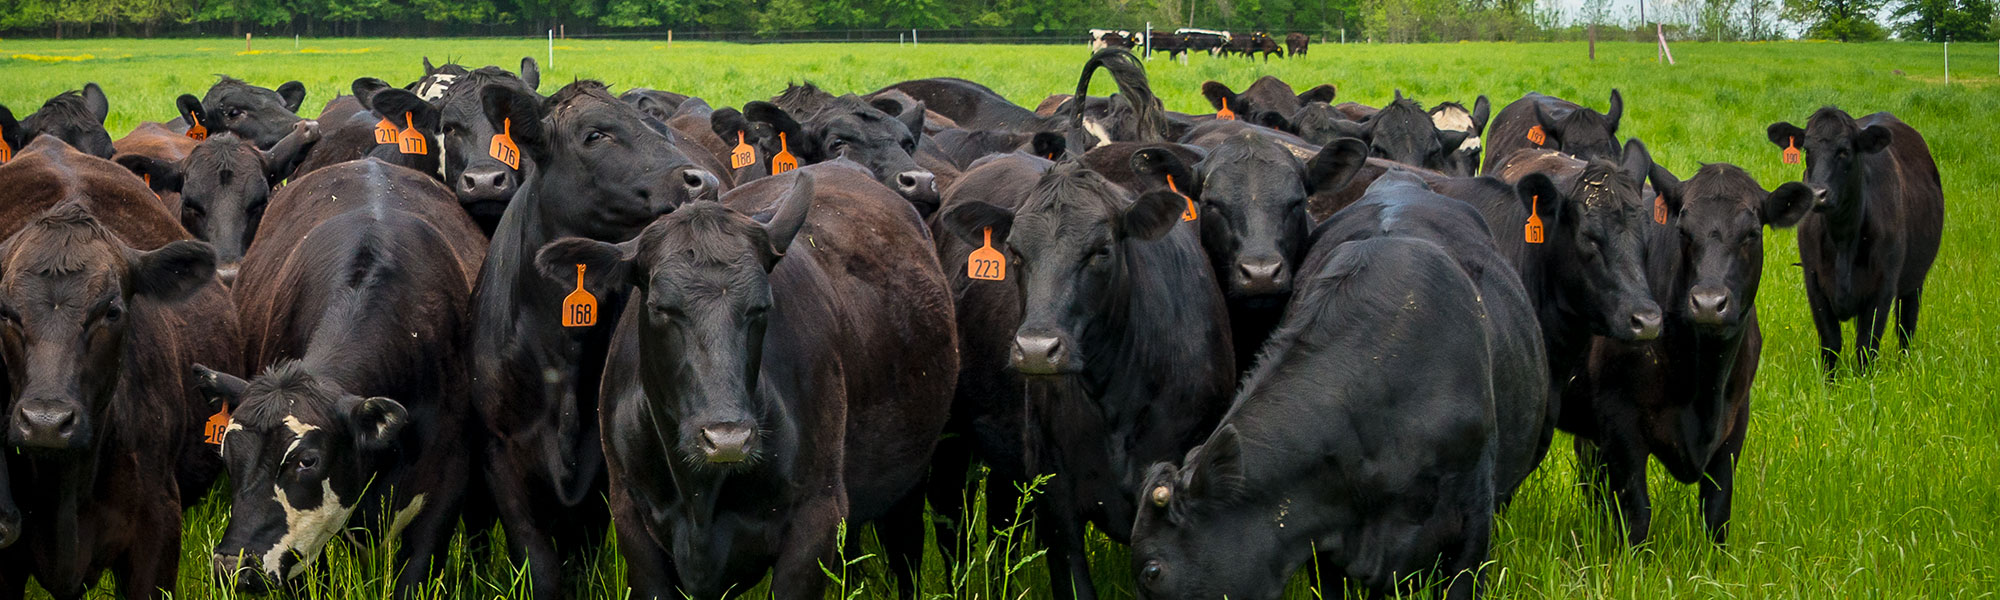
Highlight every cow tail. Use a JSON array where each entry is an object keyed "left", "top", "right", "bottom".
[{"left": 1072, "top": 48, "right": 1168, "bottom": 145}]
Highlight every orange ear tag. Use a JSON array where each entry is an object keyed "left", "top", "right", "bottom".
[
  {"left": 1782, "top": 137, "right": 1800, "bottom": 165},
  {"left": 1169, "top": 175, "right": 1196, "bottom": 222},
  {"left": 1524, "top": 195, "right": 1545, "bottom": 244},
  {"left": 1526, "top": 125, "right": 1547, "bottom": 146},
  {"left": 967, "top": 227, "right": 1006, "bottom": 281},
  {"left": 186, "top": 115, "right": 209, "bottom": 141},
  {"left": 730, "top": 131, "right": 757, "bottom": 169},
  {"left": 1653, "top": 194, "right": 1669, "bottom": 225},
  {"left": 561, "top": 264, "right": 597, "bottom": 327},
  {"left": 1, "top": 139, "right": 11, "bottom": 163},
  {"left": 490, "top": 118, "right": 521, "bottom": 169},
  {"left": 374, "top": 117, "right": 399, "bottom": 145},
  {"left": 203, "top": 404, "right": 232, "bottom": 446},
  {"left": 770, "top": 132, "right": 799, "bottom": 175},
  {"left": 1216, "top": 99, "right": 1236, "bottom": 121},
  {"left": 397, "top": 113, "right": 427, "bottom": 155}
]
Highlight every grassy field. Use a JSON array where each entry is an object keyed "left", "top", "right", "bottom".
[{"left": 1, "top": 38, "right": 1997, "bottom": 599}]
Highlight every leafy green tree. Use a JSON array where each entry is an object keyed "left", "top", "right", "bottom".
[
  {"left": 1893, "top": 0, "right": 1995, "bottom": 40},
  {"left": 1786, "top": 0, "right": 1891, "bottom": 40}
]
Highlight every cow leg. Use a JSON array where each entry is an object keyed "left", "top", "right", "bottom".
[
  {"left": 393, "top": 492, "right": 465, "bottom": 597},
  {"left": 875, "top": 489, "right": 928, "bottom": 599},
  {"left": 1037, "top": 494, "right": 1098, "bottom": 600},
  {"left": 1572, "top": 436, "right": 1611, "bottom": 507},
  {"left": 610, "top": 494, "right": 680, "bottom": 600},
  {"left": 1701, "top": 410, "right": 1748, "bottom": 546},
  {"left": 118, "top": 506, "right": 182, "bottom": 600},
  {"left": 1856, "top": 298, "right": 1894, "bottom": 372},
  {"left": 489, "top": 463, "right": 563, "bottom": 600},
  {"left": 1603, "top": 439, "right": 1653, "bottom": 546},
  {"left": 1440, "top": 508, "right": 1492, "bottom": 600},
  {"left": 770, "top": 495, "right": 843, "bottom": 600},
  {"left": 922, "top": 433, "right": 973, "bottom": 565},
  {"left": 1896, "top": 289, "right": 1923, "bottom": 351},
  {"left": 1803, "top": 281, "right": 1843, "bottom": 377}
]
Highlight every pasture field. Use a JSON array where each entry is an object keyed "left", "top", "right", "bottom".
[{"left": 1, "top": 38, "right": 1996, "bottom": 599}]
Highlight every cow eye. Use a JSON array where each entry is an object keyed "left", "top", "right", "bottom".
[
  {"left": 226, "top": 108, "right": 244, "bottom": 119},
  {"left": 1089, "top": 245, "right": 1113, "bottom": 262},
  {"left": 0, "top": 307, "right": 20, "bottom": 329},
  {"left": 97, "top": 303, "right": 123, "bottom": 326},
  {"left": 584, "top": 130, "right": 609, "bottom": 145},
  {"left": 1141, "top": 561, "right": 1164, "bottom": 586},
  {"left": 297, "top": 454, "right": 319, "bottom": 473},
  {"left": 829, "top": 138, "right": 849, "bottom": 153}
]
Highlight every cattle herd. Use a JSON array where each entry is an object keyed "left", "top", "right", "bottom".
[
  {"left": 0, "top": 45, "right": 1945, "bottom": 600},
  {"left": 1091, "top": 28, "right": 1304, "bottom": 61}
]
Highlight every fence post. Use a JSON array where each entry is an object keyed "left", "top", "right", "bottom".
[
  {"left": 245, "top": 33, "right": 251, "bottom": 51},
  {"left": 1145, "top": 22, "right": 1152, "bottom": 59},
  {"left": 913, "top": 29, "right": 918, "bottom": 46},
  {"left": 1944, "top": 41, "right": 1949, "bottom": 85},
  {"left": 668, "top": 30, "right": 673, "bottom": 46},
  {"left": 548, "top": 30, "right": 554, "bottom": 70}
]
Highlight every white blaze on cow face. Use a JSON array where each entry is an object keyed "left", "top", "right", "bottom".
[
  {"left": 262, "top": 478, "right": 353, "bottom": 579},
  {"left": 1431, "top": 107, "right": 1482, "bottom": 151},
  {"left": 415, "top": 74, "right": 459, "bottom": 102},
  {"left": 282, "top": 415, "right": 317, "bottom": 459}
]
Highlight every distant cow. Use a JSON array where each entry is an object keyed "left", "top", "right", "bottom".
[
  {"left": 1177, "top": 30, "right": 1229, "bottom": 55},
  {"left": 0, "top": 83, "right": 115, "bottom": 159},
  {"left": 1483, "top": 90, "right": 1624, "bottom": 174},
  {"left": 1573, "top": 163, "right": 1813, "bottom": 546},
  {"left": 1285, "top": 32, "right": 1309, "bottom": 56},
  {"left": 1132, "top": 170, "right": 1549, "bottom": 599},
  {"left": 0, "top": 137, "right": 240, "bottom": 599},
  {"left": 1200, "top": 76, "right": 1337, "bottom": 124},
  {"left": 1766, "top": 108, "right": 1943, "bottom": 374},
  {"left": 1149, "top": 32, "right": 1192, "bottom": 60},
  {"left": 199, "top": 158, "right": 486, "bottom": 594}
]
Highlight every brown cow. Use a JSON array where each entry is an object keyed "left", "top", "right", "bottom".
[{"left": 112, "top": 122, "right": 199, "bottom": 212}]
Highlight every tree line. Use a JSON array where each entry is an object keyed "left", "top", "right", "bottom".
[{"left": 0, "top": 0, "right": 1989, "bottom": 42}]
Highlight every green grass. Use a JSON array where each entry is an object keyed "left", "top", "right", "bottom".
[{"left": 1, "top": 38, "right": 1996, "bottom": 599}]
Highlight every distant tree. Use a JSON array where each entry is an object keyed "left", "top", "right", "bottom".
[
  {"left": 1893, "top": 0, "right": 1995, "bottom": 40},
  {"left": 1786, "top": 0, "right": 1890, "bottom": 39}
]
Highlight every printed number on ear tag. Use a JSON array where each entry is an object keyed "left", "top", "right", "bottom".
[
  {"left": 375, "top": 117, "right": 399, "bottom": 145},
  {"left": 731, "top": 131, "right": 757, "bottom": 169},
  {"left": 1654, "top": 194, "right": 1669, "bottom": 225},
  {"left": 397, "top": 113, "right": 427, "bottom": 155},
  {"left": 1216, "top": 99, "right": 1236, "bottom": 121},
  {"left": 1526, "top": 125, "right": 1547, "bottom": 146},
  {"left": 562, "top": 264, "right": 598, "bottom": 327},
  {"left": 186, "top": 116, "right": 209, "bottom": 141},
  {"left": 968, "top": 227, "right": 1006, "bottom": 281},
  {"left": 1525, "top": 195, "right": 1545, "bottom": 244},
  {"left": 1169, "top": 175, "right": 1196, "bottom": 222},
  {"left": 770, "top": 132, "right": 799, "bottom": 175},
  {"left": 490, "top": 118, "right": 521, "bottom": 170},
  {"left": 203, "top": 405, "right": 232, "bottom": 446},
  {"left": 1782, "top": 136, "right": 1801, "bottom": 165}
]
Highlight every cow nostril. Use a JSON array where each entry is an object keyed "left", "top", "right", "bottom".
[
  {"left": 459, "top": 174, "right": 479, "bottom": 192},
  {"left": 1630, "top": 309, "right": 1664, "bottom": 340},
  {"left": 898, "top": 174, "right": 917, "bottom": 188}
]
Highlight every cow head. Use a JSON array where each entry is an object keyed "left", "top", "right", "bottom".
[
  {"left": 487, "top": 80, "right": 718, "bottom": 242},
  {"left": 1652, "top": 164, "right": 1812, "bottom": 332},
  {"left": 939, "top": 161, "right": 1184, "bottom": 375},
  {"left": 536, "top": 175, "right": 814, "bottom": 467},
  {"left": 1132, "top": 427, "right": 1283, "bottom": 600},
  {"left": 0, "top": 83, "right": 115, "bottom": 159},
  {"left": 1531, "top": 89, "right": 1622, "bottom": 163},
  {"left": 116, "top": 124, "right": 319, "bottom": 283},
  {"left": 196, "top": 362, "right": 407, "bottom": 591},
  {"left": 1267, "top": 102, "right": 1363, "bottom": 147},
  {"left": 1429, "top": 96, "right": 1491, "bottom": 177},
  {"left": 1142, "top": 134, "right": 1366, "bottom": 300},
  {"left": 179, "top": 77, "right": 308, "bottom": 150},
  {"left": 378, "top": 61, "right": 542, "bottom": 234},
  {"left": 1766, "top": 107, "right": 1890, "bottom": 217},
  {"left": 0, "top": 203, "right": 216, "bottom": 452},
  {"left": 353, "top": 77, "right": 445, "bottom": 179},
  {"left": 1359, "top": 91, "right": 1471, "bottom": 172},
  {"left": 732, "top": 85, "right": 935, "bottom": 215},
  {"left": 1514, "top": 138, "right": 1663, "bottom": 341},
  {"left": 1200, "top": 77, "right": 1336, "bottom": 122}
]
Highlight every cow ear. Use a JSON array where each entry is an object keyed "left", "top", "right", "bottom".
[
  {"left": 1856, "top": 125, "right": 1892, "bottom": 154},
  {"left": 259, "top": 121, "right": 319, "bottom": 182},
  {"left": 1333, "top": 117, "right": 1373, "bottom": 142},
  {"left": 482, "top": 84, "right": 547, "bottom": 150},
  {"left": 371, "top": 88, "right": 438, "bottom": 132},
  {"left": 1516, "top": 173, "right": 1562, "bottom": 226},
  {"left": 939, "top": 201, "right": 1016, "bottom": 249},
  {"left": 351, "top": 77, "right": 393, "bottom": 109},
  {"left": 1619, "top": 138, "right": 1654, "bottom": 189},
  {"left": 1199, "top": 81, "right": 1237, "bottom": 112},
  {"left": 758, "top": 174, "right": 816, "bottom": 268},
  {"left": 126, "top": 240, "right": 217, "bottom": 302},
  {"left": 536, "top": 236, "right": 639, "bottom": 293},
  {"left": 1649, "top": 162, "right": 1685, "bottom": 217},
  {"left": 1766, "top": 122, "right": 1805, "bottom": 150},
  {"left": 1185, "top": 425, "right": 1245, "bottom": 501},
  {"left": 743, "top": 101, "right": 809, "bottom": 159},
  {"left": 275, "top": 81, "right": 307, "bottom": 113},
  {"left": 1604, "top": 89, "right": 1623, "bottom": 135},
  {"left": 1532, "top": 102, "right": 1557, "bottom": 143},
  {"left": 1031, "top": 131, "right": 1067, "bottom": 161},
  {"left": 1123, "top": 190, "right": 1185, "bottom": 242},
  {"left": 192, "top": 364, "right": 248, "bottom": 412},
  {"left": 116, "top": 155, "right": 186, "bottom": 195},
  {"left": 1763, "top": 181, "right": 1814, "bottom": 228},
  {"left": 1305, "top": 137, "right": 1369, "bottom": 195},
  {"left": 710, "top": 107, "right": 753, "bottom": 147},
  {"left": 670, "top": 97, "right": 712, "bottom": 120},
  {"left": 1297, "top": 84, "right": 1337, "bottom": 105},
  {"left": 81, "top": 83, "right": 109, "bottom": 124},
  {"left": 347, "top": 396, "right": 408, "bottom": 451},
  {"left": 519, "top": 57, "right": 541, "bottom": 91},
  {"left": 422, "top": 56, "right": 438, "bottom": 76},
  {"left": 896, "top": 100, "right": 926, "bottom": 141},
  {"left": 1129, "top": 146, "right": 1196, "bottom": 197},
  {"left": 1470, "top": 95, "right": 1492, "bottom": 136},
  {"left": 176, "top": 94, "right": 207, "bottom": 130}
]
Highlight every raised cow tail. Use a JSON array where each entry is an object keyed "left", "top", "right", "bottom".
[{"left": 1072, "top": 48, "right": 1168, "bottom": 145}]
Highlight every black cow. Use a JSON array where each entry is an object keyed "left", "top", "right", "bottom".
[
  {"left": 1572, "top": 163, "right": 1813, "bottom": 546},
  {"left": 0, "top": 84, "right": 114, "bottom": 159},
  {"left": 174, "top": 76, "right": 309, "bottom": 150},
  {"left": 1765, "top": 108, "right": 1944, "bottom": 375},
  {"left": 1482, "top": 90, "right": 1623, "bottom": 174},
  {"left": 0, "top": 138, "right": 240, "bottom": 600},
  {"left": 1149, "top": 32, "right": 1191, "bottom": 60},
  {"left": 1430, "top": 96, "right": 1493, "bottom": 177},
  {"left": 713, "top": 82, "right": 937, "bottom": 214},
  {"left": 116, "top": 122, "right": 321, "bottom": 283},
  {"left": 197, "top": 158, "right": 485, "bottom": 594},
  {"left": 368, "top": 61, "right": 543, "bottom": 236},
  {"left": 871, "top": 77, "right": 1055, "bottom": 134},
  {"left": 1338, "top": 91, "right": 1475, "bottom": 174},
  {"left": 1200, "top": 76, "right": 1337, "bottom": 125},
  {"left": 937, "top": 155, "right": 1235, "bottom": 600},
  {"left": 469, "top": 80, "right": 719, "bottom": 600},
  {"left": 1261, "top": 101, "right": 1361, "bottom": 147},
  {"left": 1181, "top": 31, "right": 1228, "bottom": 55},
  {"left": 1285, "top": 32, "right": 1309, "bottom": 56}
]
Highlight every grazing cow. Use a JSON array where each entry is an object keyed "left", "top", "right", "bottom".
[
  {"left": 1177, "top": 29, "right": 1230, "bottom": 55},
  {"left": 1134, "top": 171, "right": 1551, "bottom": 596},
  {"left": 469, "top": 80, "right": 720, "bottom": 600},
  {"left": 715, "top": 82, "right": 939, "bottom": 215},
  {"left": 1285, "top": 32, "right": 1309, "bottom": 56},
  {"left": 362, "top": 61, "right": 543, "bottom": 236},
  {"left": 1149, "top": 32, "right": 1192, "bottom": 60},
  {"left": 115, "top": 123, "right": 321, "bottom": 284},
  {"left": 1572, "top": 163, "right": 1813, "bottom": 546},
  {"left": 1100, "top": 31, "right": 1140, "bottom": 50},
  {"left": 197, "top": 158, "right": 484, "bottom": 594},
  {"left": 1430, "top": 96, "right": 1492, "bottom": 177},
  {"left": 1765, "top": 108, "right": 1943, "bottom": 374},
  {"left": 0, "top": 84, "right": 114, "bottom": 159},
  {"left": 174, "top": 76, "right": 310, "bottom": 150},
  {"left": 538, "top": 163, "right": 954, "bottom": 600},
  {"left": 937, "top": 155, "right": 1236, "bottom": 600},
  {"left": 1200, "top": 76, "right": 1337, "bottom": 125},
  {"left": 0, "top": 137, "right": 240, "bottom": 599},
  {"left": 1482, "top": 90, "right": 1623, "bottom": 174},
  {"left": 1146, "top": 133, "right": 1368, "bottom": 372}
]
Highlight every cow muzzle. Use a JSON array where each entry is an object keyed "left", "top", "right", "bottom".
[
  {"left": 213, "top": 552, "right": 282, "bottom": 592},
  {"left": 1625, "top": 305, "right": 1665, "bottom": 341},
  {"left": 216, "top": 263, "right": 241, "bottom": 287},
  {"left": 1808, "top": 184, "right": 1831, "bottom": 211},
  {"left": 1011, "top": 330, "right": 1073, "bottom": 375},
  {"left": 698, "top": 422, "right": 756, "bottom": 464},
  {"left": 10, "top": 397, "right": 83, "bottom": 450},
  {"left": 1689, "top": 285, "right": 1732, "bottom": 327},
  {"left": 458, "top": 165, "right": 518, "bottom": 202},
  {"left": 1234, "top": 256, "right": 1288, "bottom": 295}
]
